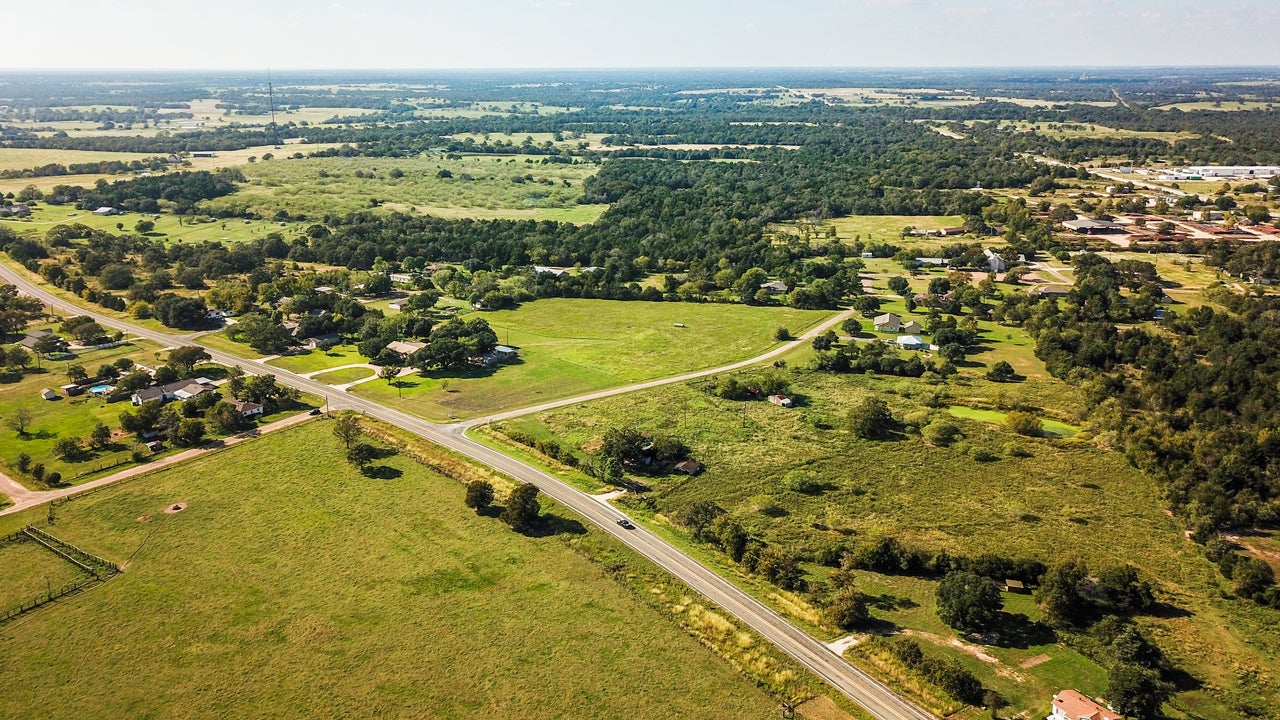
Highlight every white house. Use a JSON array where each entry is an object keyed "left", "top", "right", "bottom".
[
  {"left": 895, "top": 335, "right": 929, "bottom": 350},
  {"left": 984, "top": 248, "right": 1008, "bottom": 273},
  {"left": 1049, "top": 690, "right": 1121, "bottom": 720},
  {"left": 385, "top": 340, "right": 427, "bottom": 357},
  {"left": 92, "top": 206, "right": 121, "bottom": 216},
  {"left": 873, "top": 313, "right": 902, "bottom": 333}
]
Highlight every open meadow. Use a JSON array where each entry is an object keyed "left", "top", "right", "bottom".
[
  {"left": 346, "top": 298, "right": 833, "bottom": 421},
  {"left": 0, "top": 421, "right": 783, "bottom": 720},
  {"left": 200, "top": 153, "right": 609, "bottom": 223},
  {"left": 495, "top": 364, "right": 1279, "bottom": 719}
]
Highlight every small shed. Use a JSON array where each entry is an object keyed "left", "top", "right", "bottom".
[
  {"left": 1004, "top": 579, "right": 1028, "bottom": 593},
  {"left": 674, "top": 460, "right": 704, "bottom": 475},
  {"left": 61, "top": 383, "right": 84, "bottom": 396},
  {"left": 767, "top": 394, "right": 794, "bottom": 408},
  {"left": 40, "top": 388, "right": 58, "bottom": 400}
]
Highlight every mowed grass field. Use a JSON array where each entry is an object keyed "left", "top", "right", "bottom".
[
  {"left": 502, "top": 369, "right": 1280, "bottom": 719},
  {"left": 0, "top": 422, "right": 779, "bottom": 720},
  {"left": 200, "top": 153, "right": 610, "bottom": 223},
  {"left": 351, "top": 298, "right": 834, "bottom": 421}
]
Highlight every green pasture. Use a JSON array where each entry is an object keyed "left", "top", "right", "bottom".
[
  {"left": 200, "top": 153, "right": 609, "bottom": 223},
  {"left": 504, "top": 368, "right": 1278, "bottom": 718},
  {"left": 351, "top": 298, "right": 833, "bottom": 421},
  {"left": 0, "top": 422, "right": 779, "bottom": 720}
]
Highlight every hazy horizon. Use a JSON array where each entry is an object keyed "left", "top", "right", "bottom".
[{"left": 4, "top": 0, "right": 1279, "bottom": 70}]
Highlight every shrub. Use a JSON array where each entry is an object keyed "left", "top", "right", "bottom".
[
  {"left": 922, "top": 419, "right": 960, "bottom": 447},
  {"left": 1005, "top": 411, "right": 1042, "bottom": 437},
  {"left": 969, "top": 446, "right": 998, "bottom": 462}
]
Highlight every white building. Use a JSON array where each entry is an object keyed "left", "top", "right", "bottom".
[{"left": 1184, "top": 165, "right": 1280, "bottom": 179}]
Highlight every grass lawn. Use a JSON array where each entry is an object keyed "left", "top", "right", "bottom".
[
  {"left": 195, "top": 330, "right": 269, "bottom": 359},
  {"left": 312, "top": 366, "right": 375, "bottom": 385},
  {"left": 267, "top": 344, "right": 366, "bottom": 374},
  {"left": 497, "top": 368, "right": 1280, "bottom": 719},
  {"left": 0, "top": 422, "right": 780, "bottom": 720},
  {"left": 200, "top": 153, "right": 609, "bottom": 223},
  {"left": 352, "top": 298, "right": 834, "bottom": 421}
]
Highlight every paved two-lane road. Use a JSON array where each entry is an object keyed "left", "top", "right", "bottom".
[{"left": 0, "top": 262, "right": 932, "bottom": 720}]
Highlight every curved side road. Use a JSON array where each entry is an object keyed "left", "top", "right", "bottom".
[{"left": 0, "top": 262, "right": 932, "bottom": 720}]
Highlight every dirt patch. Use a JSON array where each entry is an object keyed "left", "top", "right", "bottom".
[
  {"left": 137, "top": 515, "right": 151, "bottom": 522},
  {"left": 1020, "top": 653, "right": 1052, "bottom": 669},
  {"left": 796, "top": 695, "right": 859, "bottom": 720},
  {"left": 164, "top": 503, "right": 186, "bottom": 514}
]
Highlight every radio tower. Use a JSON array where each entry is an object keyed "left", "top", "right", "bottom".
[{"left": 267, "top": 69, "right": 282, "bottom": 148}]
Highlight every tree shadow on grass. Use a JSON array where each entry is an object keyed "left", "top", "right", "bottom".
[
  {"left": 986, "top": 612, "right": 1056, "bottom": 650},
  {"left": 1147, "top": 601, "right": 1193, "bottom": 620},
  {"left": 865, "top": 592, "right": 919, "bottom": 612},
  {"left": 361, "top": 465, "right": 403, "bottom": 480},
  {"left": 524, "top": 513, "right": 588, "bottom": 538}
]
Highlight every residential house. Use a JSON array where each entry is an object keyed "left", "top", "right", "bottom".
[
  {"left": 873, "top": 313, "right": 902, "bottom": 333},
  {"left": 767, "top": 394, "right": 794, "bottom": 408},
  {"left": 389, "top": 273, "right": 415, "bottom": 284},
  {"left": 1062, "top": 217, "right": 1125, "bottom": 234},
  {"left": 915, "top": 257, "right": 949, "bottom": 267},
  {"left": 229, "top": 400, "right": 264, "bottom": 418},
  {"left": 759, "top": 280, "right": 789, "bottom": 295},
  {"left": 19, "top": 329, "right": 60, "bottom": 351},
  {"left": 1048, "top": 690, "right": 1122, "bottom": 720},
  {"left": 1030, "top": 284, "right": 1072, "bottom": 299},
  {"left": 1004, "top": 579, "right": 1028, "bottom": 593},
  {"left": 131, "top": 378, "right": 215, "bottom": 406},
  {"left": 901, "top": 320, "right": 923, "bottom": 334},
  {"left": 165, "top": 154, "right": 184, "bottom": 164},
  {"left": 0, "top": 203, "right": 31, "bottom": 217},
  {"left": 492, "top": 345, "right": 517, "bottom": 361},
  {"left": 895, "top": 335, "right": 929, "bottom": 350},
  {"left": 144, "top": 441, "right": 165, "bottom": 453},
  {"left": 305, "top": 332, "right": 342, "bottom": 350},
  {"left": 92, "top": 206, "right": 121, "bottom": 216},
  {"left": 385, "top": 340, "right": 427, "bottom": 357},
  {"left": 1192, "top": 209, "right": 1224, "bottom": 222},
  {"left": 533, "top": 266, "right": 567, "bottom": 277},
  {"left": 387, "top": 302, "right": 404, "bottom": 312}
]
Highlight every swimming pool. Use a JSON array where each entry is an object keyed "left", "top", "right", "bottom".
[{"left": 89, "top": 384, "right": 114, "bottom": 394}]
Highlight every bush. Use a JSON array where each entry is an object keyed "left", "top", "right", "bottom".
[
  {"left": 1005, "top": 411, "right": 1042, "bottom": 437},
  {"left": 1003, "top": 442, "right": 1032, "bottom": 458},
  {"left": 848, "top": 397, "right": 894, "bottom": 440},
  {"left": 968, "top": 446, "right": 998, "bottom": 462},
  {"left": 922, "top": 419, "right": 960, "bottom": 447},
  {"left": 825, "top": 586, "right": 870, "bottom": 630},
  {"left": 774, "top": 326, "right": 791, "bottom": 341}
]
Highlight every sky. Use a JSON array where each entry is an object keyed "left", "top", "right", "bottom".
[{"left": 3, "top": 0, "right": 1280, "bottom": 69}]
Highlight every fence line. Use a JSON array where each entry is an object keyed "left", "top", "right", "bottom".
[{"left": 0, "top": 525, "right": 122, "bottom": 625}]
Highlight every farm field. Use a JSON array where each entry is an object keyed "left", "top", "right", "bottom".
[
  {"left": 1153, "top": 100, "right": 1277, "bottom": 112},
  {"left": 773, "top": 215, "right": 967, "bottom": 248},
  {"left": 351, "top": 298, "right": 833, "bottom": 421},
  {"left": 200, "top": 153, "right": 610, "bottom": 223},
  {"left": 985, "top": 121, "right": 1199, "bottom": 143},
  {"left": 2, "top": 203, "right": 305, "bottom": 244},
  {"left": 497, "top": 369, "right": 1280, "bottom": 718},
  {"left": 0, "top": 422, "right": 781, "bottom": 720}
]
